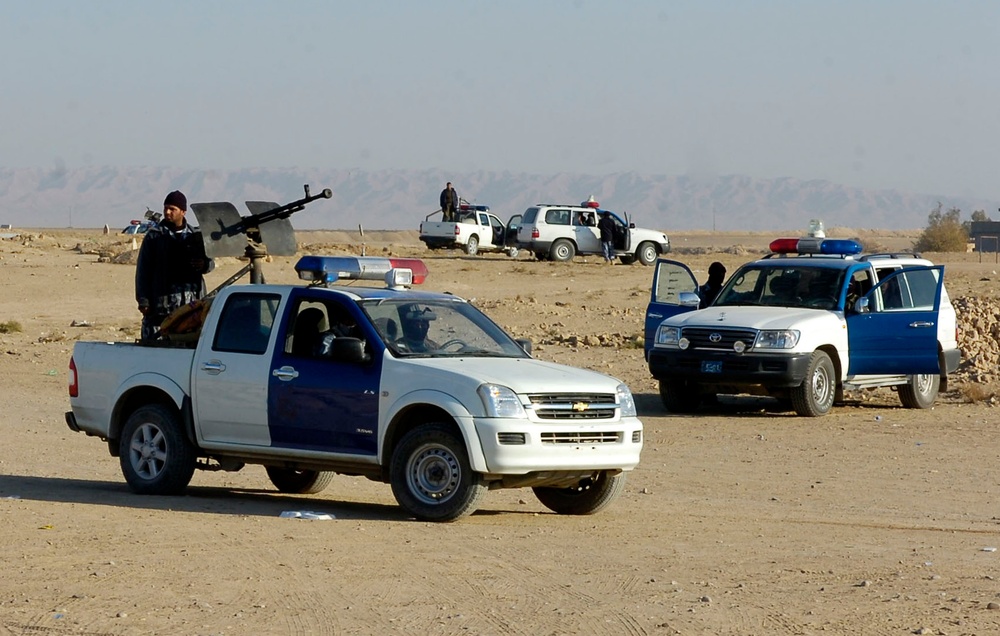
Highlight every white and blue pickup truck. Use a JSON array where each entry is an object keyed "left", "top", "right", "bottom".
[
  {"left": 66, "top": 257, "right": 643, "bottom": 521},
  {"left": 644, "top": 235, "right": 961, "bottom": 416}
]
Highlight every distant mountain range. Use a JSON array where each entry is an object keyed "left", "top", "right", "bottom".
[{"left": 0, "top": 166, "right": 995, "bottom": 233}]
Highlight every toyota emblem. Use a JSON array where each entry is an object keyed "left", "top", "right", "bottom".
[{"left": 709, "top": 333, "right": 722, "bottom": 343}]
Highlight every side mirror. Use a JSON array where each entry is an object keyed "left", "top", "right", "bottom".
[
  {"left": 515, "top": 338, "right": 532, "bottom": 355},
  {"left": 854, "top": 297, "right": 870, "bottom": 314},
  {"left": 328, "top": 337, "right": 370, "bottom": 363},
  {"left": 678, "top": 291, "right": 701, "bottom": 307},
  {"left": 629, "top": 222, "right": 636, "bottom": 229}
]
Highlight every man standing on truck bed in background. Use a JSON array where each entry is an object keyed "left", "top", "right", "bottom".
[
  {"left": 135, "top": 190, "right": 214, "bottom": 342},
  {"left": 440, "top": 182, "right": 458, "bottom": 222}
]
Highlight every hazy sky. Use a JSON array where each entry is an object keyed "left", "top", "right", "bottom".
[{"left": 3, "top": 1, "right": 998, "bottom": 199}]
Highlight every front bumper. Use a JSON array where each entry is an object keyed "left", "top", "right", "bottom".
[
  {"left": 648, "top": 348, "right": 813, "bottom": 388},
  {"left": 471, "top": 415, "right": 643, "bottom": 474}
]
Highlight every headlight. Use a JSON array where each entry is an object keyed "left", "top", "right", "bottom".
[
  {"left": 478, "top": 384, "right": 526, "bottom": 418},
  {"left": 755, "top": 329, "right": 800, "bottom": 349},
  {"left": 655, "top": 325, "right": 680, "bottom": 346},
  {"left": 616, "top": 383, "right": 637, "bottom": 418}
]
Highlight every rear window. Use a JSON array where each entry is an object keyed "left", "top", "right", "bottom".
[{"left": 522, "top": 208, "right": 539, "bottom": 224}]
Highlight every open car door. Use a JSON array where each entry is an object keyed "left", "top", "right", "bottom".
[
  {"left": 644, "top": 259, "right": 700, "bottom": 359},
  {"left": 846, "top": 266, "right": 943, "bottom": 375}
]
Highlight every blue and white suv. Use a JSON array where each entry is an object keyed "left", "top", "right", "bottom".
[{"left": 644, "top": 235, "right": 961, "bottom": 416}]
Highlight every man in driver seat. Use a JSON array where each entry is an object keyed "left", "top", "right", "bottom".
[{"left": 398, "top": 304, "right": 439, "bottom": 353}]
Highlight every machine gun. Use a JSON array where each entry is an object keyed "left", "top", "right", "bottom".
[{"left": 190, "top": 184, "right": 332, "bottom": 285}]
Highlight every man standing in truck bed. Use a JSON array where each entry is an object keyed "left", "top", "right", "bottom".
[
  {"left": 440, "top": 182, "right": 458, "bottom": 222},
  {"left": 135, "top": 190, "right": 214, "bottom": 341}
]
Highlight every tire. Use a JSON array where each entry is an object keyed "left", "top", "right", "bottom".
[
  {"left": 390, "top": 423, "right": 487, "bottom": 522},
  {"left": 898, "top": 374, "right": 940, "bottom": 409},
  {"left": 533, "top": 471, "right": 626, "bottom": 515},
  {"left": 534, "top": 251, "right": 548, "bottom": 261},
  {"left": 265, "top": 467, "right": 335, "bottom": 494},
  {"left": 506, "top": 247, "right": 519, "bottom": 258},
  {"left": 119, "top": 404, "right": 197, "bottom": 495},
  {"left": 465, "top": 235, "right": 479, "bottom": 256},
  {"left": 636, "top": 241, "right": 658, "bottom": 266},
  {"left": 549, "top": 239, "right": 576, "bottom": 262},
  {"left": 791, "top": 351, "right": 836, "bottom": 417},
  {"left": 659, "top": 379, "right": 702, "bottom": 413},
  {"left": 618, "top": 255, "right": 636, "bottom": 265}
]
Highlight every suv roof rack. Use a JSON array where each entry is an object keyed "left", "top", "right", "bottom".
[{"left": 858, "top": 252, "right": 923, "bottom": 261}]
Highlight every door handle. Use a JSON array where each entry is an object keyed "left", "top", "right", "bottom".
[
  {"left": 648, "top": 312, "right": 663, "bottom": 319},
  {"left": 272, "top": 366, "right": 299, "bottom": 381},
  {"left": 909, "top": 321, "right": 935, "bottom": 328},
  {"left": 201, "top": 360, "right": 226, "bottom": 374}
]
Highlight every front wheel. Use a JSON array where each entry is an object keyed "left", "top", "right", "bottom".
[
  {"left": 390, "top": 423, "right": 487, "bottom": 522},
  {"left": 506, "top": 247, "right": 519, "bottom": 258},
  {"left": 265, "top": 467, "right": 334, "bottom": 494},
  {"left": 465, "top": 235, "right": 479, "bottom": 256},
  {"left": 549, "top": 239, "right": 576, "bottom": 262},
  {"left": 659, "top": 379, "right": 702, "bottom": 413},
  {"left": 791, "top": 351, "right": 836, "bottom": 416},
  {"left": 898, "top": 373, "right": 940, "bottom": 409},
  {"left": 636, "top": 241, "right": 658, "bottom": 266},
  {"left": 119, "top": 404, "right": 196, "bottom": 495},
  {"left": 533, "top": 471, "right": 626, "bottom": 515}
]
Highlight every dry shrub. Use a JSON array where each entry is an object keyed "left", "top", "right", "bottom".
[
  {"left": 957, "top": 382, "right": 994, "bottom": 403},
  {"left": 0, "top": 320, "right": 23, "bottom": 333}
]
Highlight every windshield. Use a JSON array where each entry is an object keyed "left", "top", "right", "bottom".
[
  {"left": 360, "top": 298, "right": 530, "bottom": 358},
  {"left": 715, "top": 265, "right": 846, "bottom": 310}
]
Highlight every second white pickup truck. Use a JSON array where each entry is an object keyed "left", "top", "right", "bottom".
[
  {"left": 66, "top": 256, "right": 643, "bottom": 521},
  {"left": 419, "top": 204, "right": 521, "bottom": 257}
]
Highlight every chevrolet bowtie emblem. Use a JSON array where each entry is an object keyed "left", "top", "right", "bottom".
[{"left": 572, "top": 402, "right": 589, "bottom": 412}]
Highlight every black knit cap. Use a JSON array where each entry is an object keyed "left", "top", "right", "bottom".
[{"left": 164, "top": 190, "right": 187, "bottom": 211}]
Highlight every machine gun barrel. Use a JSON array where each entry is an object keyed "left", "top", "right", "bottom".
[{"left": 238, "top": 184, "right": 333, "bottom": 233}]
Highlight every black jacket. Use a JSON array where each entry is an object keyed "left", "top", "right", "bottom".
[{"left": 135, "top": 220, "right": 211, "bottom": 315}]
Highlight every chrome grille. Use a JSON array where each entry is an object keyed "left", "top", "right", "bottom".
[
  {"left": 682, "top": 327, "right": 758, "bottom": 351},
  {"left": 541, "top": 431, "right": 621, "bottom": 444},
  {"left": 526, "top": 393, "right": 617, "bottom": 420}
]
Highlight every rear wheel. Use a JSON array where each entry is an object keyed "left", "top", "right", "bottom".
[
  {"left": 265, "top": 467, "right": 335, "bottom": 494},
  {"left": 898, "top": 374, "right": 940, "bottom": 409},
  {"left": 659, "top": 379, "right": 702, "bottom": 413},
  {"left": 791, "top": 351, "right": 836, "bottom": 416},
  {"left": 533, "top": 471, "right": 626, "bottom": 515},
  {"left": 636, "top": 241, "right": 658, "bottom": 266},
  {"left": 550, "top": 239, "right": 576, "bottom": 262},
  {"left": 506, "top": 247, "right": 519, "bottom": 258},
  {"left": 534, "top": 251, "right": 548, "bottom": 261},
  {"left": 119, "top": 404, "right": 196, "bottom": 495},
  {"left": 465, "top": 235, "right": 479, "bottom": 256}
]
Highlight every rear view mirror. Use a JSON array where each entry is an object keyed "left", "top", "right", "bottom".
[
  {"left": 329, "top": 337, "right": 370, "bottom": 363},
  {"left": 515, "top": 338, "right": 532, "bottom": 355}
]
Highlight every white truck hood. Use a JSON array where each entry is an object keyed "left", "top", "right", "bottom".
[
  {"left": 668, "top": 306, "right": 842, "bottom": 331},
  {"left": 394, "top": 356, "right": 624, "bottom": 395}
]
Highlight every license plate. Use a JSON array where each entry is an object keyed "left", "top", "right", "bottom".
[{"left": 702, "top": 360, "right": 722, "bottom": 374}]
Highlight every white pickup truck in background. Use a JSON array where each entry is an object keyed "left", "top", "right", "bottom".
[
  {"left": 419, "top": 203, "right": 521, "bottom": 257},
  {"left": 66, "top": 256, "right": 643, "bottom": 521}
]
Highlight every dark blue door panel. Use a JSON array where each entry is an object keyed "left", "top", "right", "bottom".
[
  {"left": 847, "top": 266, "right": 943, "bottom": 376},
  {"left": 645, "top": 259, "right": 700, "bottom": 358},
  {"left": 268, "top": 359, "right": 380, "bottom": 455}
]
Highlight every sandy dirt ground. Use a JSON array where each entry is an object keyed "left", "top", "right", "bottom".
[{"left": 2, "top": 227, "right": 1000, "bottom": 636}]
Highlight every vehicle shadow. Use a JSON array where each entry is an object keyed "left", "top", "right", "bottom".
[
  {"left": 636, "top": 391, "right": 910, "bottom": 418},
  {"left": 0, "top": 474, "right": 410, "bottom": 522}
]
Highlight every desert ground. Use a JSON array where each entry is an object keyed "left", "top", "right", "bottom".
[{"left": 2, "top": 226, "right": 1000, "bottom": 636}]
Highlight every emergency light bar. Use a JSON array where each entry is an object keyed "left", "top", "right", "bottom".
[
  {"left": 769, "top": 237, "right": 863, "bottom": 256},
  {"left": 294, "top": 256, "right": 428, "bottom": 286}
]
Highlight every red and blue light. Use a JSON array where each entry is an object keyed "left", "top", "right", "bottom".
[{"left": 769, "top": 237, "right": 863, "bottom": 256}]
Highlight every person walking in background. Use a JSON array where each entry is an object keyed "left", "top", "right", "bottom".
[
  {"left": 699, "top": 261, "right": 727, "bottom": 308},
  {"left": 597, "top": 211, "right": 616, "bottom": 264},
  {"left": 440, "top": 182, "right": 458, "bottom": 221},
  {"left": 135, "top": 190, "right": 214, "bottom": 341}
]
